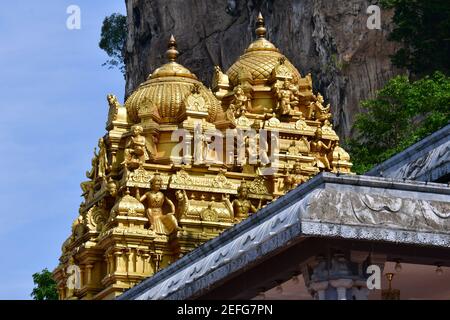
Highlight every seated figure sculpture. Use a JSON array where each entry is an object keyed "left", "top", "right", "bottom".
[
  {"left": 229, "top": 85, "right": 250, "bottom": 118},
  {"left": 275, "top": 79, "right": 298, "bottom": 115},
  {"left": 284, "top": 161, "right": 308, "bottom": 191},
  {"left": 123, "top": 125, "right": 151, "bottom": 169},
  {"left": 140, "top": 173, "right": 179, "bottom": 235}
]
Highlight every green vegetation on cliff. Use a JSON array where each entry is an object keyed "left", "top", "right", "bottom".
[{"left": 348, "top": 0, "right": 450, "bottom": 173}]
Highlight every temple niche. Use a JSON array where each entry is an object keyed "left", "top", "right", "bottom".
[{"left": 53, "top": 14, "right": 353, "bottom": 300}]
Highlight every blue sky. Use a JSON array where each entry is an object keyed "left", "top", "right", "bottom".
[{"left": 0, "top": 1, "right": 126, "bottom": 299}]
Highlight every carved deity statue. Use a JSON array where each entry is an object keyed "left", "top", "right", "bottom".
[
  {"left": 106, "top": 179, "right": 118, "bottom": 197},
  {"left": 96, "top": 138, "right": 109, "bottom": 178},
  {"left": 200, "top": 203, "right": 219, "bottom": 222},
  {"left": 86, "top": 138, "right": 109, "bottom": 180},
  {"left": 232, "top": 180, "right": 261, "bottom": 221},
  {"left": 284, "top": 161, "right": 307, "bottom": 191},
  {"left": 275, "top": 79, "right": 298, "bottom": 115},
  {"left": 194, "top": 125, "right": 208, "bottom": 165},
  {"left": 140, "top": 173, "right": 178, "bottom": 235},
  {"left": 123, "top": 125, "right": 151, "bottom": 169},
  {"left": 287, "top": 140, "right": 300, "bottom": 156},
  {"left": 309, "top": 93, "right": 331, "bottom": 122},
  {"left": 311, "top": 128, "right": 333, "bottom": 170},
  {"left": 229, "top": 85, "right": 250, "bottom": 118},
  {"left": 245, "top": 135, "right": 258, "bottom": 165},
  {"left": 175, "top": 189, "right": 189, "bottom": 220}
]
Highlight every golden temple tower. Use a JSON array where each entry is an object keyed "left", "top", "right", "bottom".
[{"left": 53, "top": 14, "right": 352, "bottom": 300}]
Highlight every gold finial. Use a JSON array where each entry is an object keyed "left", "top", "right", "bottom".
[
  {"left": 166, "top": 34, "right": 179, "bottom": 62},
  {"left": 255, "top": 12, "right": 266, "bottom": 38}
]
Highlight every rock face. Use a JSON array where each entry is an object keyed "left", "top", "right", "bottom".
[{"left": 124, "top": 0, "right": 400, "bottom": 138}]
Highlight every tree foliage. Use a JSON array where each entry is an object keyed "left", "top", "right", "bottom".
[
  {"left": 381, "top": 0, "right": 450, "bottom": 76},
  {"left": 99, "top": 13, "right": 127, "bottom": 76},
  {"left": 31, "top": 268, "right": 58, "bottom": 300},
  {"left": 347, "top": 72, "right": 450, "bottom": 174}
]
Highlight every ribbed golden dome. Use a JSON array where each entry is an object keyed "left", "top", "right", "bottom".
[
  {"left": 227, "top": 13, "right": 301, "bottom": 86},
  {"left": 125, "top": 36, "right": 221, "bottom": 124}
]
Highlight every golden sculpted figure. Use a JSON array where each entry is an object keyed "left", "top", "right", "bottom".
[
  {"left": 284, "top": 161, "right": 308, "bottom": 191},
  {"left": 123, "top": 125, "right": 151, "bottom": 169},
  {"left": 232, "top": 181, "right": 261, "bottom": 221},
  {"left": 107, "top": 94, "right": 121, "bottom": 119},
  {"left": 287, "top": 140, "right": 300, "bottom": 156},
  {"left": 97, "top": 138, "right": 109, "bottom": 179},
  {"left": 200, "top": 203, "right": 219, "bottom": 222},
  {"left": 86, "top": 138, "right": 109, "bottom": 180},
  {"left": 229, "top": 85, "right": 250, "bottom": 118},
  {"left": 309, "top": 93, "right": 332, "bottom": 121},
  {"left": 140, "top": 173, "right": 178, "bottom": 235},
  {"left": 275, "top": 79, "right": 298, "bottom": 115},
  {"left": 175, "top": 189, "right": 189, "bottom": 219},
  {"left": 194, "top": 125, "right": 208, "bottom": 165},
  {"left": 311, "top": 128, "right": 332, "bottom": 170},
  {"left": 212, "top": 66, "right": 229, "bottom": 88}
]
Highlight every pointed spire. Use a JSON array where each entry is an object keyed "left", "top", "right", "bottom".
[
  {"left": 255, "top": 12, "right": 266, "bottom": 38},
  {"left": 166, "top": 34, "right": 179, "bottom": 62}
]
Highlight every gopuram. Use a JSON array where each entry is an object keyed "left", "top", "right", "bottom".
[{"left": 53, "top": 14, "right": 354, "bottom": 300}]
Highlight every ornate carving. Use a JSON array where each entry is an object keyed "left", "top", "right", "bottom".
[
  {"left": 86, "top": 138, "right": 109, "bottom": 181},
  {"left": 107, "top": 94, "right": 120, "bottom": 124},
  {"left": 212, "top": 66, "right": 230, "bottom": 93},
  {"left": 200, "top": 203, "right": 219, "bottom": 222},
  {"left": 284, "top": 161, "right": 308, "bottom": 191},
  {"left": 321, "top": 120, "right": 339, "bottom": 141},
  {"left": 140, "top": 173, "right": 179, "bottom": 235},
  {"left": 122, "top": 125, "right": 152, "bottom": 170},
  {"left": 56, "top": 13, "right": 358, "bottom": 300},
  {"left": 307, "top": 188, "right": 450, "bottom": 232},
  {"left": 184, "top": 84, "right": 208, "bottom": 113},
  {"left": 170, "top": 169, "right": 237, "bottom": 193},
  {"left": 271, "top": 57, "right": 294, "bottom": 80},
  {"left": 331, "top": 141, "right": 353, "bottom": 173},
  {"left": 130, "top": 167, "right": 152, "bottom": 184},
  {"left": 232, "top": 180, "right": 261, "bottom": 220},
  {"left": 308, "top": 93, "right": 331, "bottom": 122},
  {"left": 249, "top": 176, "right": 269, "bottom": 195},
  {"left": 110, "top": 189, "right": 146, "bottom": 221},
  {"left": 87, "top": 205, "right": 109, "bottom": 232},
  {"left": 211, "top": 170, "right": 235, "bottom": 190},
  {"left": 274, "top": 79, "right": 299, "bottom": 115},
  {"left": 311, "top": 128, "right": 333, "bottom": 170},
  {"left": 194, "top": 125, "right": 208, "bottom": 165},
  {"left": 229, "top": 85, "right": 251, "bottom": 119}
]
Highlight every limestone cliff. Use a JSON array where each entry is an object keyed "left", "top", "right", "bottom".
[{"left": 124, "top": 0, "right": 401, "bottom": 138}]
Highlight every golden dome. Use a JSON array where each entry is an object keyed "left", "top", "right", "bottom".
[
  {"left": 125, "top": 36, "right": 221, "bottom": 124},
  {"left": 227, "top": 13, "right": 301, "bottom": 86}
]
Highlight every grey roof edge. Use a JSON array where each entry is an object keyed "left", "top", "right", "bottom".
[
  {"left": 366, "top": 123, "right": 450, "bottom": 177},
  {"left": 117, "top": 173, "right": 450, "bottom": 300}
]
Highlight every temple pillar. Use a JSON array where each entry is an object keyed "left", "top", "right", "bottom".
[{"left": 302, "top": 251, "right": 373, "bottom": 300}]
